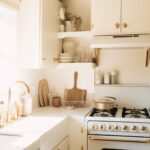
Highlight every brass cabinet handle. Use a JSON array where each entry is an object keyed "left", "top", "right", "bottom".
[
  {"left": 115, "top": 23, "right": 120, "bottom": 29},
  {"left": 123, "top": 22, "right": 128, "bottom": 28}
]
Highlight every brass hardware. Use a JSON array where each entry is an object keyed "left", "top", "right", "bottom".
[
  {"left": 7, "top": 81, "right": 30, "bottom": 123},
  {"left": 115, "top": 23, "right": 120, "bottom": 29},
  {"left": 89, "top": 135, "right": 150, "bottom": 143},
  {"left": 81, "top": 145, "right": 83, "bottom": 150},
  {"left": 146, "top": 48, "right": 150, "bottom": 67},
  {"left": 123, "top": 22, "right": 128, "bottom": 28},
  {"left": 81, "top": 127, "right": 84, "bottom": 133}
]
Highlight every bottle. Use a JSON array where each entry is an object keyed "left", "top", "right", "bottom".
[{"left": 104, "top": 72, "right": 110, "bottom": 84}]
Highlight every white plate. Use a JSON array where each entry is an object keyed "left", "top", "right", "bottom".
[
  {"left": 59, "top": 53, "right": 73, "bottom": 57},
  {"left": 59, "top": 57, "right": 75, "bottom": 60},
  {"left": 59, "top": 60, "right": 74, "bottom": 63}
]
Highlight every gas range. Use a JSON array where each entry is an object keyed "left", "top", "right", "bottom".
[{"left": 86, "top": 107, "right": 150, "bottom": 140}]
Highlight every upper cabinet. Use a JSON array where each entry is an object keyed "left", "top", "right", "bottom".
[
  {"left": 92, "top": 0, "right": 150, "bottom": 35},
  {"left": 92, "top": 0, "right": 121, "bottom": 35},
  {"left": 122, "top": 0, "right": 150, "bottom": 34},
  {"left": 19, "top": 0, "right": 59, "bottom": 68}
]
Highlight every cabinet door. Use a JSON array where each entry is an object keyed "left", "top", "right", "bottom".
[
  {"left": 41, "top": 0, "right": 59, "bottom": 67},
  {"left": 122, "top": 0, "right": 150, "bottom": 34},
  {"left": 69, "top": 116, "right": 85, "bottom": 150},
  {"left": 92, "top": 0, "right": 121, "bottom": 35},
  {"left": 53, "top": 137, "right": 69, "bottom": 150},
  {"left": 19, "top": 0, "right": 41, "bottom": 68},
  {"left": 58, "top": 137, "right": 69, "bottom": 150},
  {"left": 19, "top": 0, "right": 59, "bottom": 68}
]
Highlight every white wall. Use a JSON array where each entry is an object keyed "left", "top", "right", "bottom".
[
  {"left": 97, "top": 48, "right": 150, "bottom": 84},
  {"left": 46, "top": 47, "right": 150, "bottom": 108},
  {"left": 46, "top": 65, "right": 94, "bottom": 101}
]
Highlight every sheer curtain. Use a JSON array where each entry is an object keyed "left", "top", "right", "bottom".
[{"left": 0, "top": 3, "right": 18, "bottom": 91}]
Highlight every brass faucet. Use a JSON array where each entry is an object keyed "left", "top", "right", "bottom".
[{"left": 7, "top": 81, "right": 30, "bottom": 123}]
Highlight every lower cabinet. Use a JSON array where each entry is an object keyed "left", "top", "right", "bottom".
[
  {"left": 40, "top": 118, "right": 69, "bottom": 150},
  {"left": 40, "top": 116, "right": 86, "bottom": 150},
  {"left": 53, "top": 136, "right": 69, "bottom": 150},
  {"left": 69, "top": 116, "right": 85, "bottom": 150}
]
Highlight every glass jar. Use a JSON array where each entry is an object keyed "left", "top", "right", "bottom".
[{"left": 111, "top": 71, "right": 118, "bottom": 84}]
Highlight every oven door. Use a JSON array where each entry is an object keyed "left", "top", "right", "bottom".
[{"left": 88, "top": 135, "right": 150, "bottom": 150}]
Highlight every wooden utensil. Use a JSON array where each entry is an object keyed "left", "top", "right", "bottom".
[
  {"left": 64, "top": 72, "right": 86, "bottom": 102},
  {"left": 38, "top": 79, "right": 49, "bottom": 106}
]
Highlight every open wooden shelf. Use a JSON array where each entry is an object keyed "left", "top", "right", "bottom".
[
  {"left": 56, "top": 63, "right": 95, "bottom": 68},
  {"left": 57, "top": 31, "right": 92, "bottom": 39},
  {"left": 95, "top": 84, "right": 150, "bottom": 87}
]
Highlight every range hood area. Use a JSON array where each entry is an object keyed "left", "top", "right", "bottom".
[{"left": 91, "top": 34, "right": 150, "bottom": 48}]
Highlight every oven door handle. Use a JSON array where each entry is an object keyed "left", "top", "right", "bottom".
[{"left": 88, "top": 135, "right": 150, "bottom": 143}]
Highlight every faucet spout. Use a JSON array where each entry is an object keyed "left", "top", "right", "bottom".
[{"left": 7, "top": 80, "right": 30, "bottom": 123}]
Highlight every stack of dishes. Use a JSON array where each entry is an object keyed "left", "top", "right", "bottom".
[{"left": 59, "top": 53, "right": 75, "bottom": 63}]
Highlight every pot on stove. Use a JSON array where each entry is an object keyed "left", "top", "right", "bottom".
[{"left": 94, "top": 96, "right": 116, "bottom": 110}]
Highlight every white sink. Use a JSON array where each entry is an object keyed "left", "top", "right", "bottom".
[
  {"left": 0, "top": 133, "right": 21, "bottom": 142},
  {"left": 0, "top": 134, "right": 22, "bottom": 150},
  {"left": 0, "top": 132, "right": 40, "bottom": 150}
]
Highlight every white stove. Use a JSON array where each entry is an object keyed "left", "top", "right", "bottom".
[{"left": 86, "top": 107, "right": 150, "bottom": 150}]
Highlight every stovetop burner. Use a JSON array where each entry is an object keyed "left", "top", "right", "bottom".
[
  {"left": 122, "top": 107, "right": 150, "bottom": 118},
  {"left": 90, "top": 108, "right": 118, "bottom": 117}
]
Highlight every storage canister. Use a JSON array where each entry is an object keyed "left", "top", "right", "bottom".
[{"left": 111, "top": 71, "right": 118, "bottom": 84}]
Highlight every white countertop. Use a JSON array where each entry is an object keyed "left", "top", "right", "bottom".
[{"left": 0, "top": 106, "right": 92, "bottom": 150}]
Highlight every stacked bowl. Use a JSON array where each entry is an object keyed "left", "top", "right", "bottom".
[{"left": 59, "top": 53, "right": 75, "bottom": 63}]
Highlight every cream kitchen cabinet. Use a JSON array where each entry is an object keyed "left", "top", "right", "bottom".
[
  {"left": 53, "top": 136, "right": 69, "bottom": 150},
  {"left": 69, "top": 116, "right": 85, "bottom": 150},
  {"left": 19, "top": 0, "right": 59, "bottom": 68},
  {"left": 92, "top": 0, "right": 150, "bottom": 35},
  {"left": 40, "top": 118, "right": 69, "bottom": 150}
]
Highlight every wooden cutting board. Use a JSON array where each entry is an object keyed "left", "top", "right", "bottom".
[
  {"left": 64, "top": 72, "right": 86, "bottom": 101},
  {"left": 38, "top": 79, "right": 49, "bottom": 106}
]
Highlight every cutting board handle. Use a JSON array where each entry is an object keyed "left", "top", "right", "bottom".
[{"left": 74, "top": 71, "right": 78, "bottom": 89}]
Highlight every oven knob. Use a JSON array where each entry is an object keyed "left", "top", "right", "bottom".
[
  {"left": 122, "top": 125, "right": 128, "bottom": 131},
  {"left": 140, "top": 126, "right": 146, "bottom": 132},
  {"left": 93, "top": 124, "right": 99, "bottom": 130},
  {"left": 108, "top": 125, "right": 113, "bottom": 131},
  {"left": 131, "top": 126, "right": 137, "bottom": 132},
  {"left": 114, "top": 125, "right": 119, "bottom": 131},
  {"left": 100, "top": 124, "right": 104, "bottom": 130},
  {"left": 92, "top": 124, "right": 96, "bottom": 130}
]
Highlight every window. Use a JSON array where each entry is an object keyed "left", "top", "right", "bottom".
[{"left": 0, "top": 2, "right": 18, "bottom": 90}]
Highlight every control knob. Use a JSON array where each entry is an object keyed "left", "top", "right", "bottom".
[
  {"left": 100, "top": 124, "right": 104, "bottom": 130},
  {"left": 122, "top": 125, "right": 128, "bottom": 131},
  {"left": 108, "top": 125, "right": 113, "bottom": 131},
  {"left": 140, "top": 126, "right": 146, "bottom": 132},
  {"left": 114, "top": 125, "right": 119, "bottom": 131},
  {"left": 131, "top": 126, "right": 137, "bottom": 132},
  {"left": 92, "top": 124, "right": 97, "bottom": 130}
]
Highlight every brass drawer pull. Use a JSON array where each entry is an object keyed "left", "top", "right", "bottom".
[
  {"left": 123, "top": 22, "right": 128, "bottom": 28},
  {"left": 115, "top": 23, "right": 120, "bottom": 29}
]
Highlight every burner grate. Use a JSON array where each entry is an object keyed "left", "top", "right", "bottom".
[
  {"left": 90, "top": 107, "right": 118, "bottom": 117},
  {"left": 122, "top": 107, "right": 150, "bottom": 118}
]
